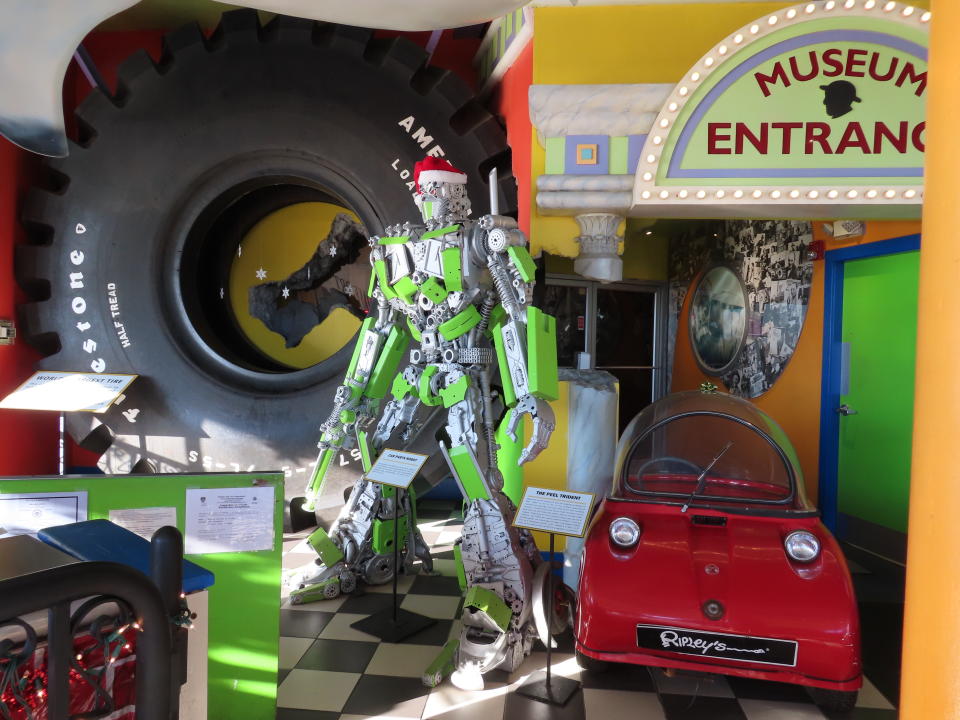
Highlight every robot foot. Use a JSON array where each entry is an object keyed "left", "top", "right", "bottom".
[{"left": 286, "top": 562, "right": 357, "bottom": 604}]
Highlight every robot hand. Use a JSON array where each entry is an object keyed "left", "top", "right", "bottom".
[{"left": 506, "top": 395, "right": 556, "bottom": 465}]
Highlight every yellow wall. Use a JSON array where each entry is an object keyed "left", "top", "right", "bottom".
[{"left": 529, "top": 1, "right": 930, "bottom": 267}]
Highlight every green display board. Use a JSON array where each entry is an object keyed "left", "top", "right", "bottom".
[{"left": 0, "top": 472, "right": 283, "bottom": 720}]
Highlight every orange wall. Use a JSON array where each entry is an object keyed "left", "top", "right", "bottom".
[
  {"left": 493, "top": 41, "right": 534, "bottom": 237},
  {"left": 671, "top": 220, "right": 922, "bottom": 502}
]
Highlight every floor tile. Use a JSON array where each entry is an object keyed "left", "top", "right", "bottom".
[
  {"left": 436, "top": 530, "right": 462, "bottom": 545},
  {"left": 410, "top": 575, "right": 463, "bottom": 597},
  {"left": 403, "top": 618, "right": 455, "bottom": 646},
  {"left": 282, "top": 594, "right": 348, "bottom": 613},
  {"left": 651, "top": 669, "right": 735, "bottom": 698},
  {"left": 422, "top": 681, "right": 509, "bottom": 719},
  {"left": 277, "top": 669, "right": 360, "bottom": 712},
  {"left": 502, "top": 680, "right": 586, "bottom": 720},
  {"left": 857, "top": 677, "right": 896, "bottom": 710},
  {"left": 341, "top": 674, "right": 432, "bottom": 717},
  {"left": 280, "top": 609, "right": 335, "bottom": 638},
  {"left": 658, "top": 693, "right": 748, "bottom": 720},
  {"left": 738, "top": 698, "right": 827, "bottom": 720},
  {"left": 821, "top": 708, "right": 896, "bottom": 720},
  {"left": 433, "top": 558, "right": 459, "bottom": 578},
  {"left": 365, "top": 642, "right": 445, "bottom": 677},
  {"left": 275, "top": 708, "right": 340, "bottom": 720},
  {"left": 578, "top": 661, "right": 656, "bottom": 692},
  {"left": 362, "top": 573, "right": 417, "bottom": 595},
  {"left": 277, "top": 668, "right": 291, "bottom": 686},
  {"left": 339, "top": 591, "right": 400, "bottom": 615},
  {"left": 401, "top": 594, "right": 463, "bottom": 620},
  {"left": 583, "top": 687, "right": 666, "bottom": 719},
  {"left": 317, "top": 613, "right": 384, "bottom": 642},
  {"left": 279, "top": 636, "right": 315, "bottom": 670},
  {"left": 295, "top": 638, "right": 379, "bottom": 673},
  {"left": 725, "top": 676, "right": 811, "bottom": 704},
  {"left": 283, "top": 553, "right": 319, "bottom": 570}
]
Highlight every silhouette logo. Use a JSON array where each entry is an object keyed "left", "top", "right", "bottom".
[{"left": 820, "top": 80, "right": 861, "bottom": 119}]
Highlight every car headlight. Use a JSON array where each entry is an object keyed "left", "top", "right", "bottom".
[
  {"left": 609, "top": 517, "right": 641, "bottom": 548},
  {"left": 784, "top": 530, "right": 820, "bottom": 562}
]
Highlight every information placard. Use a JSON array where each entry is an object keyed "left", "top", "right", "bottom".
[
  {"left": 0, "top": 491, "right": 88, "bottom": 538},
  {"left": 0, "top": 371, "right": 137, "bottom": 412},
  {"left": 365, "top": 449, "right": 429, "bottom": 489},
  {"left": 184, "top": 487, "right": 275, "bottom": 554},
  {"left": 513, "top": 487, "right": 596, "bottom": 538}
]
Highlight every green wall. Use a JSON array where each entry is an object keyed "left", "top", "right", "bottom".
[{"left": 0, "top": 472, "right": 283, "bottom": 720}]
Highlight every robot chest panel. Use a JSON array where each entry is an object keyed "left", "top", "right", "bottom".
[{"left": 380, "top": 227, "right": 468, "bottom": 321}]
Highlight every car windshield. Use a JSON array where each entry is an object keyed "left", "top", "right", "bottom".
[{"left": 617, "top": 411, "right": 795, "bottom": 506}]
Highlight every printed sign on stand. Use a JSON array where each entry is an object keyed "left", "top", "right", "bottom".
[
  {"left": 513, "top": 486, "right": 596, "bottom": 538},
  {"left": 364, "top": 449, "right": 429, "bottom": 489},
  {"left": 0, "top": 371, "right": 137, "bottom": 413}
]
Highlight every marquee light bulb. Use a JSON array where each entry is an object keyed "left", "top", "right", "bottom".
[
  {"left": 752, "top": 190, "right": 763, "bottom": 199},
  {"left": 805, "top": 3, "right": 817, "bottom": 12},
  {"left": 668, "top": 102, "right": 679, "bottom": 112},
  {"left": 646, "top": 154, "right": 657, "bottom": 164},
  {"left": 718, "top": 45, "right": 728, "bottom": 55},
  {"left": 884, "top": 189, "right": 896, "bottom": 198},
  {"left": 716, "top": 190, "right": 726, "bottom": 198},
  {"left": 787, "top": 9, "right": 798, "bottom": 19},
  {"left": 789, "top": 190, "right": 801, "bottom": 198},
  {"left": 866, "top": 189, "right": 878, "bottom": 198},
  {"left": 828, "top": 190, "right": 840, "bottom": 199},
  {"left": 750, "top": 24, "right": 760, "bottom": 34},
  {"left": 641, "top": 190, "right": 651, "bottom": 199},
  {"left": 642, "top": 172, "right": 653, "bottom": 181},
  {"left": 883, "top": 1, "right": 896, "bottom": 11},
  {"left": 905, "top": 189, "right": 917, "bottom": 198},
  {"left": 653, "top": 136, "right": 663, "bottom": 145},
  {"left": 679, "top": 86, "right": 689, "bottom": 96},
  {"left": 847, "top": 190, "right": 859, "bottom": 198},
  {"left": 771, "top": 190, "right": 782, "bottom": 199},
  {"left": 844, "top": 0, "right": 856, "bottom": 8},
  {"left": 902, "top": 6, "right": 914, "bottom": 16},
  {"left": 679, "top": 190, "right": 689, "bottom": 199},
  {"left": 825, "top": 1, "right": 836, "bottom": 10},
  {"left": 808, "top": 190, "right": 819, "bottom": 199},
  {"left": 734, "top": 33, "right": 744, "bottom": 44},
  {"left": 865, "top": 0, "right": 877, "bottom": 8},
  {"left": 659, "top": 190, "right": 670, "bottom": 199},
  {"left": 734, "top": 190, "right": 744, "bottom": 199},
  {"left": 696, "top": 190, "right": 707, "bottom": 199},
  {"left": 659, "top": 118, "right": 670, "bottom": 128},
  {"left": 921, "top": 11, "right": 931, "bottom": 22}
]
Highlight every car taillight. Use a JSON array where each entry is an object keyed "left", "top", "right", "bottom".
[
  {"left": 784, "top": 530, "right": 820, "bottom": 562},
  {"left": 609, "top": 517, "right": 641, "bottom": 548}
]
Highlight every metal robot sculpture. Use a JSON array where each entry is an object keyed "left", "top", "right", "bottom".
[{"left": 285, "top": 156, "right": 559, "bottom": 689}]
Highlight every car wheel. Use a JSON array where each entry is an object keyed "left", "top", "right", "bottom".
[
  {"left": 807, "top": 687, "right": 858, "bottom": 713},
  {"left": 16, "top": 10, "right": 513, "bottom": 498},
  {"left": 575, "top": 648, "right": 610, "bottom": 674}
]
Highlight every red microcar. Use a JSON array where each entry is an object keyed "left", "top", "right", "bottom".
[{"left": 575, "top": 390, "right": 861, "bottom": 712}]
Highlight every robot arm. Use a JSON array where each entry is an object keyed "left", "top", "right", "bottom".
[
  {"left": 303, "top": 255, "right": 412, "bottom": 509},
  {"left": 481, "top": 215, "right": 559, "bottom": 465}
]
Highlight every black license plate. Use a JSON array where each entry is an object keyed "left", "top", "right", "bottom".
[{"left": 636, "top": 624, "right": 798, "bottom": 667}]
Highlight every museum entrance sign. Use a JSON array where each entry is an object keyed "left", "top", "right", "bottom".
[{"left": 632, "top": 1, "right": 929, "bottom": 219}]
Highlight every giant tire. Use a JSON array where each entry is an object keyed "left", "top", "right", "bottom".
[{"left": 15, "top": 11, "right": 514, "bottom": 497}]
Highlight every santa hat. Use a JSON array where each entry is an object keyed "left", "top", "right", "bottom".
[{"left": 414, "top": 156, "right": 467, "bottom": 192}]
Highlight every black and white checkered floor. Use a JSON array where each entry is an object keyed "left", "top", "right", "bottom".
[{"left": 278, "top": 501, "right": 897, "bottom": 719}]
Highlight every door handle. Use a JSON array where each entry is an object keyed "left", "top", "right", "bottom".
[{"left": 836, "top": 404, "right": 858, "bottom": 416}]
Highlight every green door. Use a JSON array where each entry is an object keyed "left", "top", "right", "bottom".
[{"left": 836, "top": 249, "right": 919, "bottom": 562}]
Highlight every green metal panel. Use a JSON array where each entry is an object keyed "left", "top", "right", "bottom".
[
  {"left": 838, "top": 250, "right": 919, "bottom": 534},
  {"left": 419, "top": 277, "right": 448, "bottom": 304},
  {"left": 366, "top": 267, "right": 377, "bottom": 297},
  {"left": 366, "top": 325, "right": 410, "bottom": 399},
  {"left": 441, "top": 248, "right": 463, "bottom": 292},
  {"left": 357, "top": 430, "right": 373, "bottom": 472},
  {"left": 491, "top": 318, "right": 517, "bottom": 407},
  {"left": 373, "top": 259, "right": 396, "bottom": 300},
  {"left": 496, "top": 411, "right": 524, "bottom": 505},
  {"left": 448, "top": 445, "right": 489, "bottom": 500},
  {"left": 526, "top": 306, "right": 559, "bottom": 401},
  {"left": 507, "top": 246, "right": 537, "bottom": 283},
  {"left": 453, "top": 543, "right": 467, "bottom": 591},
  {"left": 418, "top": 365, "right": 441, "bottom": 407},
  {"left": 372, "top": 516, "right": 410, "bottom": 555},
  {"left": 307, "top": 448, "right": 336, "bottom": 500},
  {"left": 346, "top": 317, "right": 376, "bottom": 378},
  {"left": 545, "top": 137, "right": 565, "bottom": 175},
  {"left": 307, "top": 526, "right": 345, "bottom": 566},
  {"left": 391, "top": 371, "right": 414, "bottom": 400},
  {"left": 422, "top": 224, "right": 460, "bottom": 240},
  {"left": 406, "top": 317, "right": 422, "bottom": 342},
  {"left": 463, "top": 586, "right": 511, "bottom": 632},
  {"left": 0, "top": 473, "right": 283, "bottom": 720},
  {"left": 610, "top": 136, "right": 629, "bottom": 175},
  {"left": 438, "top": 305, "right": 481, "bottom": 340},
  {"left": 392, "top": 276, "right": 417, "bottom": 305},
  {"left": 377, "top": 235, "right": 409, "bottom": 245},
  {"left": 439, "top": 375, "right": 470, "bottom": 408}
]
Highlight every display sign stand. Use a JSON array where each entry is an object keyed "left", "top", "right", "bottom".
[
  {"left": 512, "top": 486, "right": 596, "bottom": 707},
  {"left": 350, "top": 450, "right": 435, "bottom": 643}
]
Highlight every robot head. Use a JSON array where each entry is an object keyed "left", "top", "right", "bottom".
[{"left": 413, "top": 156, "right": 471, "bottom": 223}]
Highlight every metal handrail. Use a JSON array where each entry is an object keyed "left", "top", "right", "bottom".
[{"left": 0, "top": 561, "right": 173, "bottom": 720}]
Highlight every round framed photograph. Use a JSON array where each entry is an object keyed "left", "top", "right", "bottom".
[{"left": 688, "top": 265, "right": 748, "bottom": 376}]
